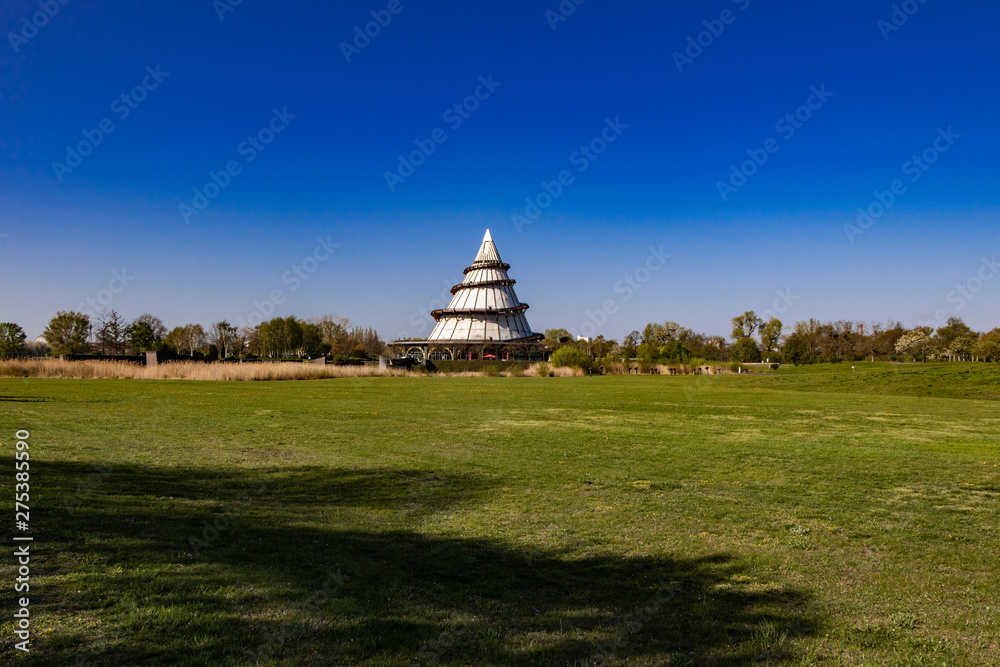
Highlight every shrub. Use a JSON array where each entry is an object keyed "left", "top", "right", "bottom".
[
  {"left": 535, "top": 362, "right": 551, "bottom": 377},
  {"left": 550, "top": 346, "right": 596, "bottom": 371}
]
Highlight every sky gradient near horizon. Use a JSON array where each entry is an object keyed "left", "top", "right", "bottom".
[{"left": 1, "top": 1, "right": 998, "bottom": 341}]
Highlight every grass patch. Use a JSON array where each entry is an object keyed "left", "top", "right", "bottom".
[
  {"left": 742, "top": 361, "right": 1000, "bottom": 400},
  {"left": 0, "top": 369, "right": 998, "bottom": 664}
]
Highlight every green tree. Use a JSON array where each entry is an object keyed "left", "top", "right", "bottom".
[
  {"left": 873, "top": 321, "right": 906, "bottom": 361},
  {"left": 696, "top": 336, "right": 727, "bottom": 361},
  {"left": 590, "top": 334, "right": 615, "bottom": 359},
  {"left": 44, "top": 311, "right": 91, "bottom": 355},
  {"left": 164, "top": 326, "right": 185, "bottom": 354},
  {"left": 780, "top": 332, "right": 813, "bottom": 364},
  {"left": 129, "top": 320, "right": 159, "bottom": 353},
  {"left": 642, "top": 321, "right": 690, "bottom": 348},
  {"left": 731, "top": 311, "right": 763, "bottom": 340},
  {"left": 657, "top": 340, "right": 690, "bottom": 363},
  {"left": 164, "top": 324, "right": 205, "bottom": 356},
  {"left": 257, "top": 317, "right": 312, "bottom": 357},
  {"left": 759, "top": 318, "right": 782, "bottom": 359},
  {"left": 731, "top": 337, "right": 762, "bottom": 363},
  {"left": 542, "top": 328, "right": 573, "bottom": 351},
  {"left": 936, "top": 317, "right": 974, "bottom": 359},
  {"left": 642, "top": 322, "right": 668, "bottom": 347},
  {"left": 0, "top": 322, "right": 27, "bottom": 358},
  {"left": 285, "top": 317, "right": 304, "bottom": 356},
  {"left": 947, "top": 333, "right": 977, "bottom": 361},
  {"left": 973, "top": 329, "right": 1000, "bottom": 362},
  {"left": 134, "top": 314, "right": 167, "bottom": 342},
  {"left": 256, "top": 318, "right": 285, "bottom": 357},
  {"left": 301, "top": 322, "right": 327, "bottom": 358}
]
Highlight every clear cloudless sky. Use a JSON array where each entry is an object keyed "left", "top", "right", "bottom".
[{"left": 1, "top": 0, "right": 997, "bottom": 341}]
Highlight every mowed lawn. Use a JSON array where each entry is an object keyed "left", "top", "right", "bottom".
[{"left": 1, "top": 367, "right": 999, "bottom": 665}]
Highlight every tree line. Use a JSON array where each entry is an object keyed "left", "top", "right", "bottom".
[
  {"left": 0, "top": 311, "right": 385, "bottom": 361},
  {"left": 2, "top": 309, "right": 998, "bottom": 365},
  {"left": 542, "top": 313, "right": 1000, "bottom": 368}
]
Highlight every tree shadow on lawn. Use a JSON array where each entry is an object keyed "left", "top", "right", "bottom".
[{"left": 12, "top": 461, "right": 820, "bottom": 666}]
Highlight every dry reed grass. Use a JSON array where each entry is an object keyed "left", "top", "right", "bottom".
[
  {"left": 0, "top": 359, "right": 699, "bottom": 380},
  {"left": 522, "top": 364, "right": 581, "bottom": 377},
  {"left": 0, "top": 359, "right": 417, "bottom": 381},
  {"left": 599, "top": 361, "right": 722, "bottom": 375}
]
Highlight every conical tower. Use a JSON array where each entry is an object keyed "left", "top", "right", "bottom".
[{"left": 428, "top": 230, "right": 542, "bottom": 343}]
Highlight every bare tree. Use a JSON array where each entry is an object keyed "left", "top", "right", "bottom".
[
  {"left": 96, "top": 309, "right": 129, "bottom": 355},
  {"left": 348, "top": 326, "right": 385, "bottom": 358},
  {"left": 209, "top": 321, "right": 237, "bottom": 358},
  {"left": 187, "top": 324, "right": 206, "bottom": 355},
  {"left": 310, "top": 314, "right": 350, "bottom": 346},
  {"left": 232, "top": 326, "right": 251, "bottom": 357}
]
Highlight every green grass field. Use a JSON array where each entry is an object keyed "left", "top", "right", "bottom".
[{"left": 2, "top": 364, "right": 999, "bottom": 665}]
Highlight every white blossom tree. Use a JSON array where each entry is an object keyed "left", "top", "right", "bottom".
[{"left": 895, "top": 329, "right": 933, "bottom": 362}]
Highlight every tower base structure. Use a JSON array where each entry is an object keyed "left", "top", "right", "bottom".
[
  {"left": 388, "top": 339, "right": 546, "bottom": 364},
  {"left": 389, "top": 229, "right": 544, "bottom": 363}
]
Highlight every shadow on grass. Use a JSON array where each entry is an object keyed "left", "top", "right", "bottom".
[{"left": 7, "top": 461, "right": 819, "bottom": 666}]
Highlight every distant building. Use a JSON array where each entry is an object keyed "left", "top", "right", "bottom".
[{"left": 389, "top": 229, "right": 543, "bottom": 362}]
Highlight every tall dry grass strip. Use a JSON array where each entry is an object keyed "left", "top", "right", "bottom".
[
  {"left": 0, "top": 359, "right": 699, "bottom": 380},
  {"left": 0, "top": 359, "right": 418, "bottom": 381}
]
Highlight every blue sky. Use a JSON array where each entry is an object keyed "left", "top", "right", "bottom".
[{"left": 1, "top": 1, "right": 997, "bottom": 340}]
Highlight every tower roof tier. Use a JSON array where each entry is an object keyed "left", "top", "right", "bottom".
[
  {"left": 431, "top": 303, "right": 530, "bottom": 320},
  {"left": 450, "top": 278, "right": 516, "bottom": 295},
  {"left": 463, "top": 261, "right": 511, "bottom": 274}
]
